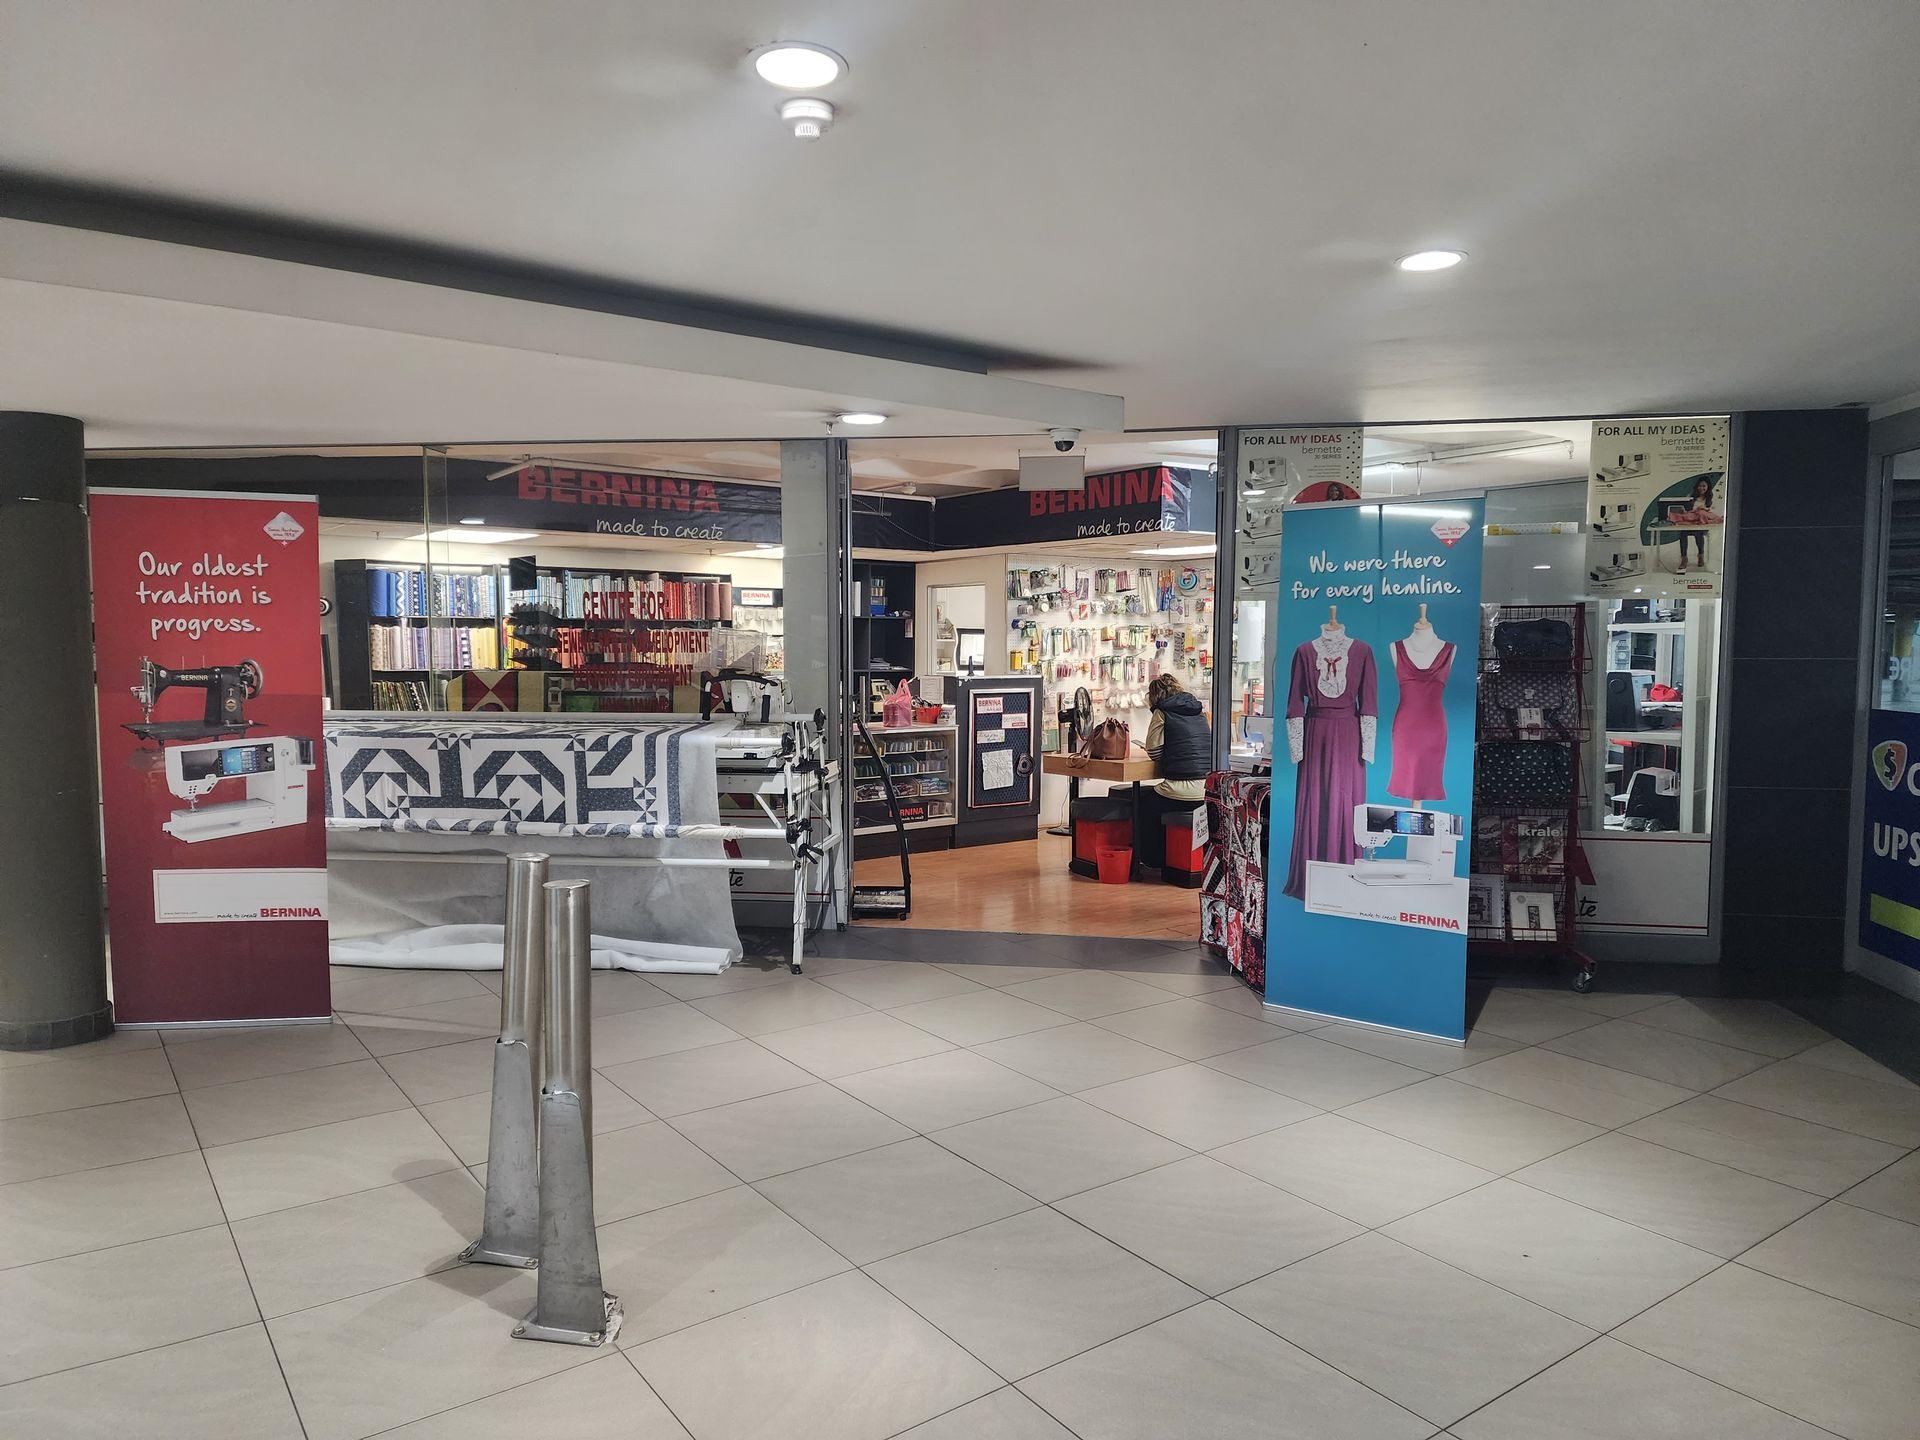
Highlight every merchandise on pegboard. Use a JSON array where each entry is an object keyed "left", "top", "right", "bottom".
[{"left": 1007, "top": 559, "right": 1214, "bottom": 747}]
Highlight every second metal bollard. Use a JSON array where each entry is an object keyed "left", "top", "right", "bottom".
[
  {"left": 460, "top": 853, "right": 547, "bottom": 1268},
  {"left": 514, "top": 878, "right": 622, "bottom": 1345}
]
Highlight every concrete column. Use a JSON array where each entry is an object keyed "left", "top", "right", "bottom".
[{"left": 0, "top": 413, "right": 111, "bottom": 1049}]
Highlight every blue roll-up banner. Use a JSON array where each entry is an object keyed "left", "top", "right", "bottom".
[
  {"left": 1860, "top": 707, "right": 1920, "bottom": 975},
  {"left": 1264, "top": 497, "right": 1485, "bottom": 1040}
]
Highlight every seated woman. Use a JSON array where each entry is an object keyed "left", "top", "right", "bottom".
[{"left": 1139, "top": 673, "right": 1213, "bottom": 869}]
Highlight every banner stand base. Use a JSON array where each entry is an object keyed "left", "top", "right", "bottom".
[{"left": 1260, "top": 999, "right": 1465, "bottom": 1047}]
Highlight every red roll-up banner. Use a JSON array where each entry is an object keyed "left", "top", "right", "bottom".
[{"left": 88, "top": 489, "right": 330, "bottom": 1024}]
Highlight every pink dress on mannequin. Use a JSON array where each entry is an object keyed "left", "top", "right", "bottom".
[{"left": 1387, "top": 639, "right": 1455, "bottom": 802}]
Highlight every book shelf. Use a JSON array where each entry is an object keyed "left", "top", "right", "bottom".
[{"left": 852, "top": 559, "right": 917, "bottom": 721}]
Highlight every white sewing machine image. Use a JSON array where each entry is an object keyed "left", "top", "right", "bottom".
[
  {"left": 1303, "top": 803, "right": 1469, "bottom": 932},
  {"left": 161, "top": 736, "right": 315, "bottom": 843}
]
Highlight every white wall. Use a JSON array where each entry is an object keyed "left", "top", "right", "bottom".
[{"left": 913, "top": 554, "right": 1009, "bottom": 675}]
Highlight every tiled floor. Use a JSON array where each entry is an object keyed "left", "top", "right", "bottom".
[{"left": 4, "top": 931, "right": 1920, "bottom": 1439}]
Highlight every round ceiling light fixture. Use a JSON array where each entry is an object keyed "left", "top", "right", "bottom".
[
  {"left": 836, "top": 411, "right": 887, "bottom": 426},
  {"left": 780, "top": 96, "right": 835, "bottom": 140},
  {"left": 753, "top": 42, "right": 846, "bottom": 90},
  {"left": 1396, "top": 249, "right": 1466, "bottom": 273}
]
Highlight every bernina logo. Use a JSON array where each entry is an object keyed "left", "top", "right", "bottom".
[
  {"left": 259, "top": 906, "right": 323, "bottom": 918},
  {"left": 263, "top": 511, "right": 305, "bottom": 543},
  {"left": 1399, "top": 911, "right": 1462, "bottom": 931},
  {"left": 518, "top": 466, "right": 720, "bottom": 514},
  {"left": 1430, "top": 519, "right": 1470, "bottom": 547}
]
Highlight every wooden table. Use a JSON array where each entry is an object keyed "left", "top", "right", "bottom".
[{"left": 1043, "top": 752, "right": 1161, "bottom": 878}]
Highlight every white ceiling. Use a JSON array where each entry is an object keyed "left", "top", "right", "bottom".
[{"left": 3, "top": 1, "right": 1917, "bottom": 444}]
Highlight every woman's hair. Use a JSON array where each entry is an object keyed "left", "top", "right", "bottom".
[
  {"left": 1148, "top": 673, "right": 1186, "bottom": 708},
  {"left": 1326, "top": 482, "right": 1352, "bottom": 500},
  {"left": 1691, "top": 476, "right": 1713, "bottom": 501}
]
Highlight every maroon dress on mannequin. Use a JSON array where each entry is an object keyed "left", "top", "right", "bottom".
[
  {"left": 1283, "top": 635, "right": 1377, "bottom": 900},
  {"left": 1387, "top": 638, "right": 1455, "bottom": 802}
]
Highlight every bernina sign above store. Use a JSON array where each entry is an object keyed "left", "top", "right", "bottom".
[
  {"left": 511, "top": 465, "right": 778, "bottom": 544},
  {"left": 935, "top": 466, "right": 1213, "bottom": 549}
]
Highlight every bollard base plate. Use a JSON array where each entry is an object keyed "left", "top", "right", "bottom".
[
  {"left": 459, "top": 1240, "right": 538, "bottom": 1269},
  {"left": 514, "top": 1292, "right": 623, "bottom": 1347}
]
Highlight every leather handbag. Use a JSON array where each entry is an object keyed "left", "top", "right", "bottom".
[
  {"left": 1082, "top": 718, "right": 1131, "bottom": 760},
  {"left": 1491, "top": 618, "right": 1574, "bottom": 660},
  {"left": 1479, "top": 667, "right": 1579, "bottom": 738},
  {"left": 1475, "top": 740, "right": 1575, "bottom": 804}
]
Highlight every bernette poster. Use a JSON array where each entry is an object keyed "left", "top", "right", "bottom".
[
  {"left": 1586, "top": 417, "right": 1730, "bottom": 598},
  {"left": 89, "top": 489, "right": 330, "bottom": 1024},
  {"left": 1263, "top": 497, "right": 1485, "bottom": 1040},
  {"left": 1236, "top": 427, "right": 1362, "bottom": 592}
]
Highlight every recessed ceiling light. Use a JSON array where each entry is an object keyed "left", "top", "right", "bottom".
[
  {"left": 723, "top": 545, "right": 784, "bottom": 559},
  {"left": 1133, "top": 544, "right": 1217, "bottom": 558},
  {"left": 458, "top": 516, "right": 487, "bottom": 526},
  {"left": 837, "top": 412, "right": 887, "bottom": 426},
  {"left": 1533, "top": 564, "right": 1552, "bottom": 570},
  {"left": 753, "top": 42, "right": 845, "bottom": 89},
  {"left": 413, "top": 527, "right": 540, "bottom": 545},
  {"left": 1396, "top": 249, "right": 1466, "bottom": 272}
]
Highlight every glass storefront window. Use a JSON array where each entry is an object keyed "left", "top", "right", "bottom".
[{"left": 1874, "top": 449, "right": 1920, "bottom": 710}]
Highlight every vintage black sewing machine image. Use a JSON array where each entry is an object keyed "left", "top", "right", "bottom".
[{"left": 125, "top": 657, "right": 265, "bottom": 742}]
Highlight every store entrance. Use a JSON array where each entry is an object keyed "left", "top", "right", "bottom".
[{"left": 846, "top": 433, "right": 1219, "bottom": 941}]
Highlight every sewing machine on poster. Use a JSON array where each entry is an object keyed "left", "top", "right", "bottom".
[
  {"left": 126, "top": 657, "right": 264, "bottom": 742},
  {"left": 161, "top": 735, "right": 315, "bottom": 843},
  {"left": 1349, "top": 804, "right": 1463, "bottom": 886}
]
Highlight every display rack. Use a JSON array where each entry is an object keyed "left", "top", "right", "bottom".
[
  {"left": 1469, "top": 602, "right": 1596, "bottom": 992},
  {"left": 852, "top": 724, "right": 957, "bottom": 839},
  {"left": 333, "top": 558, "right": 507, "bottom": 711},
  {"left": 852, "top": 560, "right": 917, "bottom": 720}
]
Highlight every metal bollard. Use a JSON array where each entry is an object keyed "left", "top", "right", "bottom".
[
  {"left": 514, "top": 878, "right": 622, "bottom": 1346},
  {"left": 460, "top": 853, "right": 548, "bottom": 1268}
]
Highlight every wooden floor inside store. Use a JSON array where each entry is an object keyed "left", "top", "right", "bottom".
[{"left": 853, "top": 831, "right": 1200, "bottom": 940}]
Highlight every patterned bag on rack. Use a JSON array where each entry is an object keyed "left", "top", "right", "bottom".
[
  {"left": 1479, "top": 666, "right": 1579, "bottom": 739},
  {"left": 1475, "top": 740, "right": 1575, "bottom": 804}
]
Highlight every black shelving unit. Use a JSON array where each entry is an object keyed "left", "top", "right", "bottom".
[
  {"left": 852, "top": 559, "right": 917, "bottom": 719},
  {"left": 332, "top": 557, "right": 505, "bottom": 711}
]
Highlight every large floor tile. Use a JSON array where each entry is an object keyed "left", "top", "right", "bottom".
[
  {"left": 1469, "top": 991, "right": 1603, "bottom": 1044},
  {"left": 1078, "top": 1062, "right": 1318, "bottom": 1150},
  {"left": 668, "top": 1083, "right": 911, "bottom": 1181},
  {"left": 0, "top": 1046, "right": 177, "bottom": 1120},
  {"left": 162, "top": 1021, "right": 371, "bottom": 1089},
  {"left": 588, "top": 1003, "right": 742, "bottom": 1066},
  {"left": 0, "top": 1093, "right": 198, "bottom": 1185},
  {"left": 690, "top": 978, "right": 872, "bottom": 1038},
  {"left": 601, "top": 1185, "right": 849, "bottom": 1345},
  {"left": 1211, "top": 1113, "right": 1495, "bottom": 1227},
  {"left": 1091, "top": 997, "right": 1284, "bottom": 1061},
  {"left": 869, "top": 1208, "right": 1199, "bottom": 1379},
  {"left": 931, "top": 961, "right": 1075, "bottom": 988},
  {"left": 646, "top": 959, "right": 799, "bottom": 999},
  {"left": 757, "top": 1136, "right": 1035, "bottom": 1263},
  {"left": 895, "top": 1386, "right": 1076, "bottom": 1439},
  {"left": 1018, "top": 1299, "right": 1430, "bottom": 1440},
  {"left": 1452, "top": 1335, "right": 1831, "bottom": 1440},
  {"left": 231, "top": 1168, "right": 485, "bottom": 1317},
  {"left": 1451, "top": 1047, "right": 1695, "bottom": 1127},
  {"left": 1204, "top": 1032, "right": 1428, "bottom": 1109},
  {"left": 1312, "top": 1022, "right": 1523, "bottom": 1073},
  {"left": 600, "top": 1039, "right": 812, "bottom": 1119},
  {"left": 377, "top": 1356, "right": 689, "bottom": 1439},
  {"left": 1630, "top": 997, "right": 1828, "bottom": 1059},
  {"left": 1340, "top": 1076, "right": 1603, "bottom": 1173},
  {"left": 268, "top": 1264, "right": 598, "bottom": 1440},
  {"left": 633, "top": 1269, "right": 997, "bottom": 1440},
  {"left": 997, "top": 969, "right": 1175, "bottom": 1020},
  {"left": 1739, "top": 1200, "right": 1920, "bottom": 1325},
  {"left": 0, "top": 1226, "right": 258, "bottom": 1385},
  {"left": 1617, "top": 1264, "right": 1920, "bottom": 1440},
  {"left": 328, "top": 965, "right": 490, "bottom": 1013},
  {"left": 588, "top": 968, "right": 678, "bottom": 1016},
  {"left": 181, "top": 1058, "right": 410, "bottom": 1146},
  {"left": 0, "top": 1325, "right": 304, "bottom": 1440},
  {"left": 1713, "top": 1059, "right": 1920, "bottom": 1147},
  {"left": 1512, "top": 1132, "right": 1822, "bottom": 1257},
  {"left": 0, "top": 1150, "right": 222, "bottom": 1269},
  {"left": 755, "top": 1009, "right": 951, "bottom": 1079},
  {"left": 973, "top": 1022, "right": 1185, "bottom": 1093},
  {"left": 1383, "top": 1178, "right": 1719, "bottom": 1329},
  {"left": 1056, "top": 1155, "right": 1359, "bottom": 1294},
  {"left": 1122, "top": 966, "right": 1243, "bottom": 996},
  {"left": 931, "top": 1095, "right": 1188, "bottom": 1202},
  {"left": 1193, "top": 982, "right": 1318, "bottom": 1026},
  {"left": 833, "top": 1049, "right": 1060, "bottom": 1132},
  {"left": 1543, "top": 1017, "right": 1774, "bottom": 1091},
  {"left": 1793, "top": 1037, "right": 1918, "bottom": 1090},
  {"left": 888, "top": 987, "right": 1073, "bottom": 1045},
  {"left": 1622, "top": 1094, "right": 1906, "bottom": 1196},
  {"left": 1838, "top": 1147, "right": 1920, "bottom": 1225},
  {"left": 415, "top": 1071, "right": 650, "bottom": 1164},
  {"left": 340, "top": 1003, "right": 502, "bottom": 1058},
  {"left": 588, "top": 1120, "right": 741, "bottom": 1222},
  {"left": 0, "top": 1026, "right": 159, "bottom": 1070},
  {"left": 376, "top": 1037, "right": 500, "bottom": 1107},
  {"left": 816, "top": 959, "right": 987, "bottom": 1008},
  {"left": 1504, "top": 987, "right": 1675, "bottom": 1019},
  {"left": 1224, "top": 1232, "right": 1593, "bottom": 1428},
  {"left": 205, "top": 1108, "right": 462, "bottom": 1220}
]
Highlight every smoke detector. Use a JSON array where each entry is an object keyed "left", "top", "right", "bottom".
[{"left": 780, "top": 97, "right": 834, "bottom": 141}]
